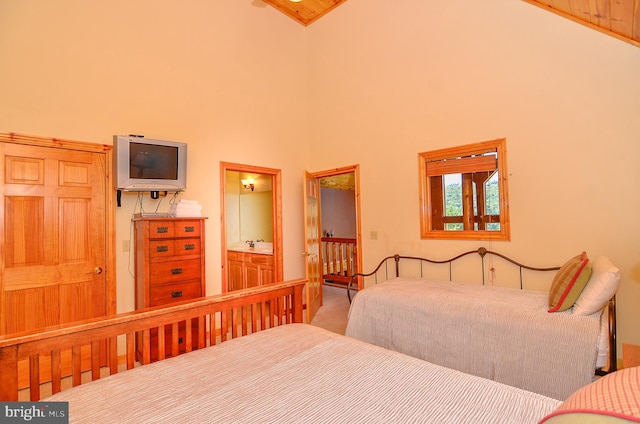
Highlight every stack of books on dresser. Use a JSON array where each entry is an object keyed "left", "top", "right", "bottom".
[{"left": 169, "top": 199, "right": 203, "bottom": 217}]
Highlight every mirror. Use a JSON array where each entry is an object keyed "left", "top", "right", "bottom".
[{"left": 225, "top": 171, "right": 273, "bottom": 246}]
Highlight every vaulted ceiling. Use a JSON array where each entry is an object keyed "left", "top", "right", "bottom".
[
  {"left": 262, "top": 0, "right": 347, "bottom": 26},
  {"left": 262, "top": 0, "right": 640, "bottom": 48},
  {"left": 524, "top": 0, "right": 640, "bottom": 47}
]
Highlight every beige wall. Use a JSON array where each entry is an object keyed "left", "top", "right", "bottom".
[
  {"left": 0, "top": 0, "right": 310, "bottom": 313},
  {"left": 307, "top": 0, "right": 640, "bottom": 352},
  {"left": 321, "top": 187, "right": 356, "bottom": 238},
  {"left": 1, "top": 0, "right": 639, "bottom": 355}
]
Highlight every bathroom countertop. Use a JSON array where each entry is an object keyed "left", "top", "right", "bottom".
[{"left": 227, "top": 247, "right": 273, "bottom": 255}]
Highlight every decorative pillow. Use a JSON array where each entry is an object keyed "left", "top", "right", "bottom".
[
  {"left": 573, "top": 256, "right": 621, "bottom": 316},
  {"left": 538, "top": 366, "right": 640, "bottom": 423},
  {"left": 548, "top": 252, "right": 592, "bottom": 313}
]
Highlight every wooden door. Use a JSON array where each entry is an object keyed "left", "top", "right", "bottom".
[
  {"left": 303, "top": 172, "right": 322, "bottom": 323},
  {"left": 0, "top": 138, "right": 112, "bottom": 335}
]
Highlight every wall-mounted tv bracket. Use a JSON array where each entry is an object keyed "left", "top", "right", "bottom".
[{"left": 116, "top": 189, "right": 169, "bottom": 207}]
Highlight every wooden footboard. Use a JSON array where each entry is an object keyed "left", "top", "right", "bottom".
[{"left": 0, "top": 279, "right": 306, "bottom": 401}]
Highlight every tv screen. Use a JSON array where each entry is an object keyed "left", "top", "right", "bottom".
[
  {"left": 114, "top": 135, "right": 187, "bottom": 191},
  {"left": 129, "top": 142, "right": 178, "bottom": 180}
]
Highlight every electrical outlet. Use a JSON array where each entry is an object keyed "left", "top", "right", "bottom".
[{"left": 122, "top": 240, "right": 130, "bottom": 252}]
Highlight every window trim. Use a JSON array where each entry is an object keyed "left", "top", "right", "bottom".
[{"left": 418, "top": 138, "right": 511, "bottom": 241}]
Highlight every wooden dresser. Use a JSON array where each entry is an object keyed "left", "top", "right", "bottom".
[{"left": 134, "top": 217, "right": 206, "bottom": 361}]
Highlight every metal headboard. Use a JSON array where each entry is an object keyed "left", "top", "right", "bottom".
[{"left": 347, "top": 247, "right": 560, "bottom": 302}]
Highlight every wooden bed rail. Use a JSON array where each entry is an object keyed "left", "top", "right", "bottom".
[
  {"left": 347, "top": 248, "right": 617, "bottom": 374},
  {"left": 0, "top": 279, "right": 306, "bottom": 401}
]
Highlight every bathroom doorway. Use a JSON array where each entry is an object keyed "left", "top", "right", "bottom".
[{"left": 220, "top": 162, "right": 283, "bottom": 292}]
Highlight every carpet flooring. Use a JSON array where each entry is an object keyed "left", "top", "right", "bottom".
[{"left": 309, "top": 285, "right": 351, "bottom": 335}]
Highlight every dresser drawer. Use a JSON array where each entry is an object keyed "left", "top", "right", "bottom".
[
  {"left": 149, "top": 240, "right": 176, "bottom": 258},
  {"left": 175, "top": 221, "right": 201, "bottom": 238},
  {"left": 174, "top": 238, "right": 201, "bottom": 255},
  {"left": 149, "top": 238, "right": 201, "bottom": 258},
  {"left": 148, "top": 221, "right": 176, "bottom": 239},
  {"left": 148, "top": 280, "right": 203, "bottom": 307},
  {"left": 149, "top": 258, "right": 201, "bottom": 285}
]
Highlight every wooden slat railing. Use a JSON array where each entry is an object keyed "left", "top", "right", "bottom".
[
  {"left": 321, "top": 237, "right": 357, "bottom": 285},
  {"left": 0, "top": 279, "right": 306, "bottom": 401}
]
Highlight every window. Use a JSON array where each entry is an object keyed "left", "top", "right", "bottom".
[{"left": 419, "top": 138, "right": 510, "bottom": 240}]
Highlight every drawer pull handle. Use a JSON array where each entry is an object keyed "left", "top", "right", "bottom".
[
  {"left": 184, "top": 243, "right": 195, "bottom": 250},
  {"left": 171, "top": 268, "right": 183, "bottom": 275},
  {"left": 156, "top": 245, "right": 169, "bottom": 252},
  {"left": 184, "top": 226, "right": 195, "bottom": 233},
  {"left": 171, "top": 291, "right": 183, "bottom": 298},
  {"left": 156, "top": 227, "right": 169, "bottom": 234}
]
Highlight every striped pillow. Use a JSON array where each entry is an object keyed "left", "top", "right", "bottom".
[
  {"left": 548, "top": 252, "right": 592, "bottom": 313},
  {"left": 539, "top": 366, "right": 640, "bottom": 423}
]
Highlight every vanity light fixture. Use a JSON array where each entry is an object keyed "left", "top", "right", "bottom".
[
  {"left": 241, "top": 177, "right": 255, "bottom": 191},
  {"left": 289, "top": 0, "right": 302, "bottom": 2}
]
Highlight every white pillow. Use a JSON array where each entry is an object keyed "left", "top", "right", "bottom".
[{"left": 572, "top": 256, "right": 620, "bottom": 316}]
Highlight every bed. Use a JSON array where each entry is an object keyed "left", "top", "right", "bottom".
[
  {"left": 0, "top": 279, "right": 306, "bottom": 402},
  {"left": 1, "top": 277, "right": 634, "bottom": 423},
  {"left": 7, "top": 327, "right": 564, "bottom": 423},
  {"left": 39, "top": 323, "right": 567, "bottom": 424},
  {"left": 345, "top": 248, "right": 620, "bottom": 401}
]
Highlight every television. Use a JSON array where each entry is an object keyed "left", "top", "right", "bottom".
[{"left": 113, "top": 135, "right": 187, "bottom": 192}]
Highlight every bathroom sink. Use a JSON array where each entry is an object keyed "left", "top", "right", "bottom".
[
  {"left": 254, "top": 241, "right": 272, "bottom": 251},
  {"left": 254, "top": 249, "right": 273, "bottom": 254},
  {"left": 228, "top": 242, "right": 273, "bottom": 255}
]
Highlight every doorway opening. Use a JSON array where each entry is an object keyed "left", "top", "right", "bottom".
[
  {"left": 304, "top": 165, "right": 362, "bottom": 323},
  {"left": 220, "top": 162, "right": 283, "bottom": 293},
  {"left": 318, "top": 172, "right": 359, "bottom": 289}
]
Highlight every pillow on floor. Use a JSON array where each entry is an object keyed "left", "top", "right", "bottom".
[
  {"left": 572, "top": 256, "right": 621, "bottom": 316},
  {"left": 539, "top": 366, "right": 640, "bottom": 423},
  {"left": 548, "top": 252, "right": 592, "bottom": 313}
]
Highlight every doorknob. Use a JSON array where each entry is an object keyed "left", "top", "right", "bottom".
[{"left": 93, "top": 266, "right": 103, "bottom": 275}]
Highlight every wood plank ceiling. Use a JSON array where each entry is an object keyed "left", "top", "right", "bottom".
[
  {"left": 262, "top": 0, "right": 640, "bottom": 47},
  {"left": 262, "top": 0, "right": 347, "bottom": 26},
  {"left": 523, "top": 0, "right": 640, "bottom": 47},
  {"left": 320, "top": 173, "right": 355, "bottom": 190}
]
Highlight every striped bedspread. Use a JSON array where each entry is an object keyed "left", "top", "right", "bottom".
[
  {"left": 45, "top": 324, "right": 560, "bottom": 423},
  {"left": 345, "top": 277, "right": 602, "bottom": 400}
]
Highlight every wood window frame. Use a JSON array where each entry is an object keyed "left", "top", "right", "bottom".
[{"left": 419, "top": 138, "right": 511, "bottom": 241}]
